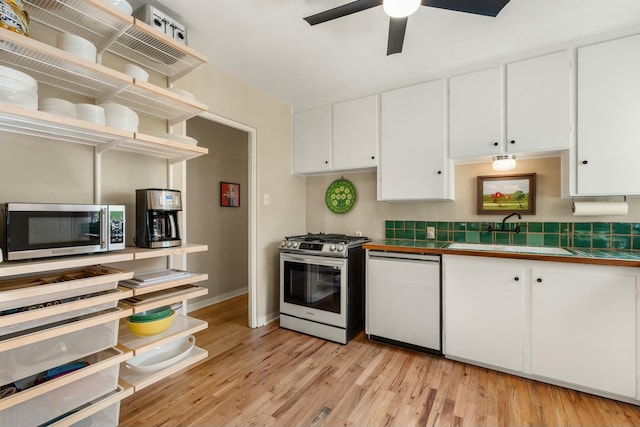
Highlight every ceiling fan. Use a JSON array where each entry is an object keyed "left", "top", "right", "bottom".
[{"left": 303, "top": 0, "right": 510, "bottom": 55}]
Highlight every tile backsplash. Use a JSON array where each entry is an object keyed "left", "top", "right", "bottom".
[{"left": 385, "top": 220, "right": 640, "bottom": 250}]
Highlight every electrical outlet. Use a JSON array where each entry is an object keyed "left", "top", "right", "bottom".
[
  {"left": 427, "top": 226, "right": 436, "bottom": 239},
  {"left": 355, "top": 231, "right": 363, "bottom": 237}
]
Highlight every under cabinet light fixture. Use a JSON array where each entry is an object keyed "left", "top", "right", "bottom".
[
  {"left": 492, "top": 154, "right": 516, "bottom": 171},
  {"left": 383, "top": 0, "right": 421, "bottom": 17}
]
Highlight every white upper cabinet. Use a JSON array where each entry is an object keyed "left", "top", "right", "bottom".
[
  {"left": 332, "top": 95, "right": 379, "bottom": 171},
  {"left": 379, "top": 79, "right": 453, "bottom": 201},
  {"left": 576, "top": 34, "right": 640, "bottom": 196},
  {"left": 506, "top": 51, "right": 571, "bottom": 153},
  {"left": 450, "top": 52, "right": 571, "bottom": 159},
  {"left": 449, "top": 66, "right": 503, "bottom": 158},
  {"left": 292, "top": 106, "right": 332, "bottom": 174}
]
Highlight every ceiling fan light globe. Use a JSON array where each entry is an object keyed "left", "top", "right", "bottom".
[{"left": 383, "top": 0, "right": 421, "bottom": 18}]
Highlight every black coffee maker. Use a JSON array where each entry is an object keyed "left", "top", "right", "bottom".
[{"left": 135, "top": 188, "right": 182, "bottom": 248}]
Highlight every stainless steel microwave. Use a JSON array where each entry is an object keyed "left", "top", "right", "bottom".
[{"left": 0, "top": 203, "right": 125, "bottom": 261}]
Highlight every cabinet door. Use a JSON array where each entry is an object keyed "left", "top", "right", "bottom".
[
  {"left": 507, "top": 51, "right": 571, "bottom": 153},
  {"left": 449, "top": 67, "right": 503, "bottom": 158},
  {"left": 292, "top": 106, "right": 332, "bottom": 174},
  {"left": 444, "top": 256, "right": 525, "bottom": 371},
  {"left": 333, "top": 95, "right": 378, "bottom": 170},
  {"left": 531, "top": 265, "right": 636, "bottom": 397},
  {"left": 379, "top": 79, "right": 452, "bottom": 201},
  {"left": 576, "top": 34, "right": 640, "bottom": 195}
]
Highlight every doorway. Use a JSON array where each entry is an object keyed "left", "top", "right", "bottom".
[{"left": 184, "top": 113, "right": 258, "bottom": 328}]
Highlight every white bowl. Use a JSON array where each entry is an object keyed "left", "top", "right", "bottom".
[
  {"left": 0, "top": 65, "right": 37, "bottom": 91},
  {"left": 76, "top": 103, "right": 105, "bottom": 125},
  {"left": 39, "top": 98, "right": 76, "bottom": 118},
  {"left": 57, "top": 33, "right": 97, "bottom": 62},
  {"left": 105, "top": 0, "right": 133, "bottom": 15},
  {"left": 0, "top": 88, "right": 37, "bottom": 109},
  {"left": 124, "top": 63, "right": 149, "bottom": 82},
  {"left": 124, "top": 335, "right": 195, "bottom": 373},
  {"left": 99, "top": 102, "right": 138, "bottom": 131},
  {"left": 155, "top": 133, "right": 198, "bottom": 146}
]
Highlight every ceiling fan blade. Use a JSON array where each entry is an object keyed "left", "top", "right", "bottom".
[
  {"left": 421, "top": 0, "right": 510, "bottom": 17},
  {"left": 304, "top": 0, "right": 383, "bottom": 25},
  {"left": 387, "top": 17, "right": 408, "bottom": 55}
]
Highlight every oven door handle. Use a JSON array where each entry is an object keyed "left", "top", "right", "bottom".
[{"left": 281, "top": 254, "right": 345, "bottom": 267}]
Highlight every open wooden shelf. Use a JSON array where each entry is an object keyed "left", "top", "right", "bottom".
[
  {"left": 120, "top": 273, "right": 208, "bottom": 297},
  {"left": 118, "top": 314, "right": 207, "bottom": 356},
  {"left": 23, "top": 0, "right": 207, "bottom": 80},
  {"left": 118, "top": 346, "right": 207, "bottom": 392},
  {"left": 119, "top": 285, "right": 208, "bottom": 313}
]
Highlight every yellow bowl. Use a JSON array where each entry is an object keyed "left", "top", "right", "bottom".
[{"left": 126, "top": 311, "right": 175, "bottom": 336}]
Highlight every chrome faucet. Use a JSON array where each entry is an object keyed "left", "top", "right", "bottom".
[{"left": 487, "top": 212, "right": 522, "bottom": 233}]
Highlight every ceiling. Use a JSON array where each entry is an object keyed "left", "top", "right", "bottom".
[{"left": 128, "top": 0, "right": 640, "bottom": 111}]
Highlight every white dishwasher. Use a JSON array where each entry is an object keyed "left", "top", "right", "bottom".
[{"left": 366, "top": 251, "right": 441, "bottom": 354}]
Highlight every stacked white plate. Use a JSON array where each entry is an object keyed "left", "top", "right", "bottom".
[
  {"left": 124, "top": 63, "right": 149, "bottom": 82},
  {"left": 99, "top": 102, "right": 138, "bottom": 131},
  {"left": 57, "top": 33, "right": 97, "bottom": 62},
  {"left": 76, "top": 103, "right": 105, "bottom": 125},
  {"left": 105, "top": 0, "right": 133, "bottom": 14},
  {"left": 0, "top": 65, "right": 38, "bottom": 110},
  {"left": 39, "top": 98, "right": 76, "bottom": 118},
  {"left": 155, "top": 133, "right": 198, "bottom": 146}
]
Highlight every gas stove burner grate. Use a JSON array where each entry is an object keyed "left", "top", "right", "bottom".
[{"left": 285, "top": 233, "right": 369, "bottom": 244}]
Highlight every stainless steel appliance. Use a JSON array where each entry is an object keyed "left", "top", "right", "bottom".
[
  {"left": 366, "top": 251, "right": 442, "bottom": 354},
  {"left": 135, "top": 189, "right": 182, "bottom": 249},
  {"left": 279, "top": 233, "right": 370, "bottom": 344},
  {"left": 0, "top": 203, "right": 125, "bottom": 261}
]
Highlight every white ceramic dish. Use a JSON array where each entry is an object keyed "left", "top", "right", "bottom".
[
  {"left": 0, "top": 65, "right": 37, "bottom": 87},
  {"left": 124, "top": 335, "right": 195, "bottom": 373},
  {"left": 124, "top": 63, "right": 149, "bottom": 82},
  {"left": 156, "top": 133, "right": 198, "bottom": 146},
  {"left": 0, "top": 87, "right": 38, "bottom": 110},
  {"left": 105, "top": 0, "right": 133, "bottom": 15},
  {"left": 76, "top": 103, "right": 105, "bottom": 125},
  {"left": 99, "top": 102, "right": 139, "bottom": 131},
  {"left": 57, "top": 33, "right": 97, "bottom": 62},
  {"left": 39, "top": 98, "right": 76, "bottom": 118}
]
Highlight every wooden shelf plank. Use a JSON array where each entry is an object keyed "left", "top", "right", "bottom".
[
  {"left": 118, "top": 314, "right": 207, "bottom": 355},
  {"left": 120, "top": 285, "right": 208, "bottom": 314},
  {"left": 118, "top": 346, "right": 207, "bottom": 392},
  {"left": 47, "top": 385, "right": 134, "bottom": 427},
  {"left": 126, "top": 244, "right": 209, "bottom": 260},
  {"left": 121, "top": 273, "right": 208, "bottom": 297},
  {"left": 0, "top": 252, "right": 134, "bottom": 279}
]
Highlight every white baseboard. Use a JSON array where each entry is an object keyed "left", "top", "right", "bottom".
[
  {"left": 258, "top": 312, "right": 280, "bottom": 327},
  {"left": 186, "top": 288, "right": 248, "bottom": 313}
]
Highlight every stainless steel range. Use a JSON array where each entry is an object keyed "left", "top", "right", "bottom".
[{"left": 279, "top": 233, "right": 370, "bottom": 344}]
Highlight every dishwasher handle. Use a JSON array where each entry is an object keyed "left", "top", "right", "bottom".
[{"left": 368, "top": 251, "right": 440, "bottom": 263}]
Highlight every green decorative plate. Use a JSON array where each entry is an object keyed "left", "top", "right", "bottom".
[{"left": 325, "top": 178, "right": 356, "bottom": 214}]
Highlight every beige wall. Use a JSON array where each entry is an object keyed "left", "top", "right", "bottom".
[
  {"left": 186, "top": 117, "right": 248, "bottom": 306},
  {"left": 306, "top": 157, "right": 640, "bottom": 240},
  {"left": 177, "top": 64, "right": 305, "bottom": 325}
]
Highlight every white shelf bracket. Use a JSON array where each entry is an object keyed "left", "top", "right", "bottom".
[
  {"left": 96, "top": 137, "right": 128, "bottom": 154},
  {"left": 97, "top": 82, "right": 134, "bottom": 105}
]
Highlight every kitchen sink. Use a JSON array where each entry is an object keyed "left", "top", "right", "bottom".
[{"left": 447, "top": 243, "right": 571, "bottom": 255}]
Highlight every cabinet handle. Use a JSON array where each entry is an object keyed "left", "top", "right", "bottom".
[
  {"left": 437, "top": 170, "right": 442, "bottom": 175},
  {"left": 536, "top": 278, "right": 542, "bottom": 283},
  {"left": 371, "top": 156, "right": 375, "bottom": 160},
  {"left": 510, "top": 140, "right": 516, "bottom": 144},
  {"left": 514, "top": 276, "right": 519, "bottom": 281},
  {"left": 582, "top": 160, "right": 588, "bottom": 165},
  {"left": 325, "top": 160, "right": 329, "bottom": 164},
  {"left": 493, "top": 142, "right": 498, "bottom": 146}
]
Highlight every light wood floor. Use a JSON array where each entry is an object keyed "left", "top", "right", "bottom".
[{"left": 120, "top": 294, "right": 640, "bottom": 426}]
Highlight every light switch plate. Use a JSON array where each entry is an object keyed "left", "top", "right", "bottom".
[{"left": 427, "top": 226, "right": 435, "bottom": 239}]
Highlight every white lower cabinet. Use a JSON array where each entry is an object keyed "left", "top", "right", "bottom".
[
  {"left": 531, "top": 265, "right": 637, "bottom": 397},
  {"left": 443, "top": 255, "right": 639, "bottom": 401},
  {"left": 444, "top": 256, "right": 525, "bottom": 372}
]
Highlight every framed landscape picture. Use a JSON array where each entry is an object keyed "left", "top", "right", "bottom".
[{"left": 477, "top": 173, "right": 536, "bottom": 215}]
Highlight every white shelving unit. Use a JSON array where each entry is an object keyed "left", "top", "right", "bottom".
[{"left": 0, "top": 1, "right": 212, "bottom": 424}]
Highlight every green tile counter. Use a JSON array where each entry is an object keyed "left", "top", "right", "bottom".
[{"left": 363, "top": 239, "right": 640, "bottom": 268}]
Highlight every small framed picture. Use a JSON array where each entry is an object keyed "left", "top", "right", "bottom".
[
  {"left": 220, "top": 182, "right": 240, "bottom": 207},
  {"left": 477, "top": 173, "right": 536, "bottom": 215}
]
